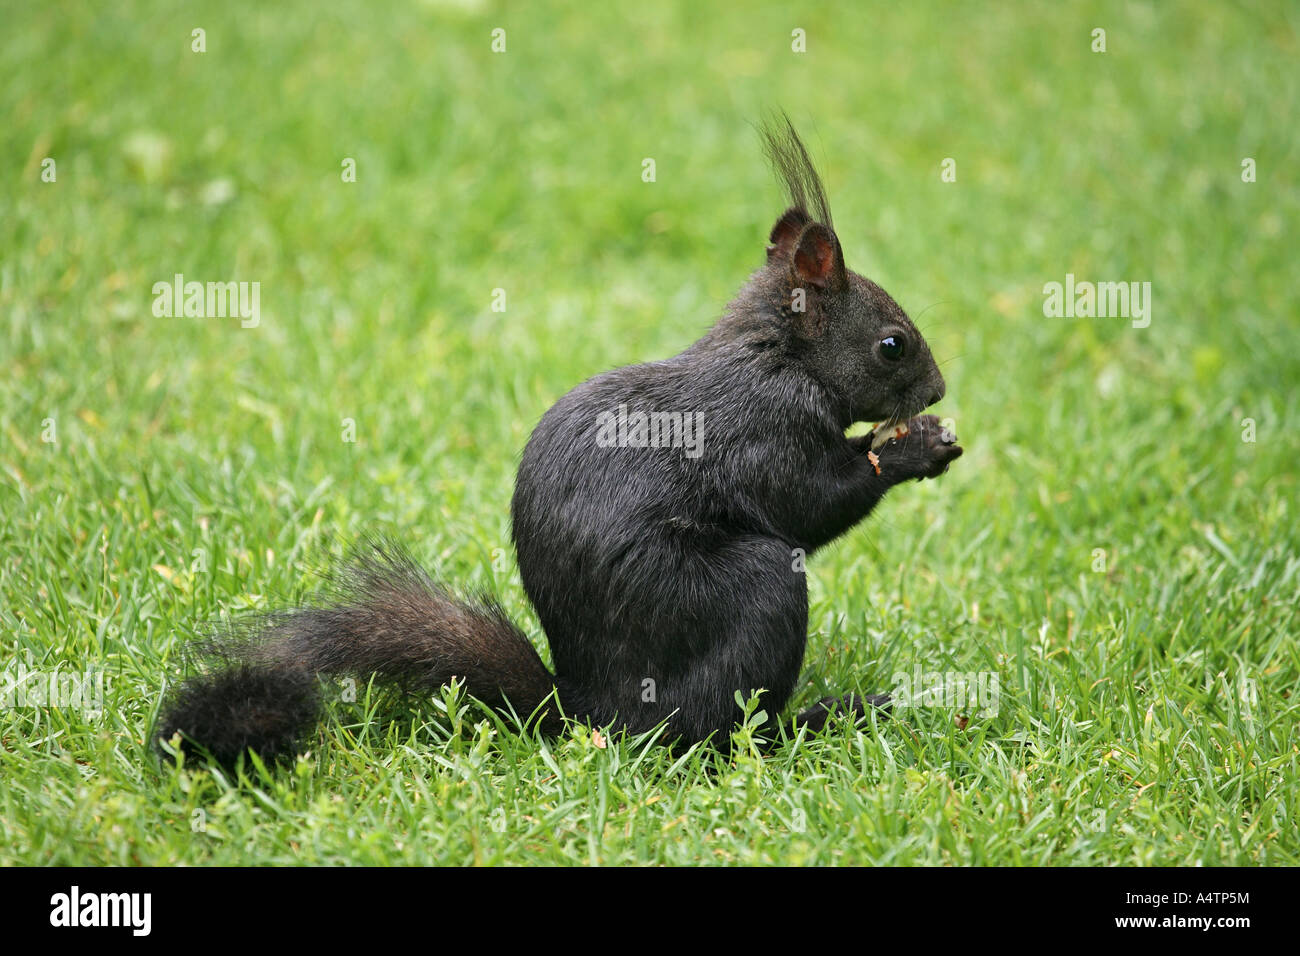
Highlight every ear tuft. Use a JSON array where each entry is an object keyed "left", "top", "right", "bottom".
[
  {"left": 759, "top": 111, "right": 835, "bottom": 230},
  {"left": 792, "top": 223, "right": 844, "bottom": 289}
]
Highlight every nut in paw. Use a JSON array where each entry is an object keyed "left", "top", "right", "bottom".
[{"left": 879, "top": 414, "right": 962, "bottom": 480}]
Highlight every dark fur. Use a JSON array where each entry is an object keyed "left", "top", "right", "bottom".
[
  {"left": 157, "top": 115, "right": 961, "bottom": 767},
  {"left": 158, "top": 541, "right": 561, "bottom": 764}
]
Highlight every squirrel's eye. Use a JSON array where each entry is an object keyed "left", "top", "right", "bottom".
[{"left": 879, "top": 336, "right": 905, "bottom": 361}]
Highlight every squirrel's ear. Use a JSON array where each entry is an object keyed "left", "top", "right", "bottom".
[
  {"left": 767, "top": 207, "right": 811, "bottom": 261},
  {"left": 792, "top": 222, "right": 845, "bottom": 290}
]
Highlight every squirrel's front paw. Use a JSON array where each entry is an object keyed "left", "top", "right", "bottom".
[{"left": 872, "top": 414, "right": 962, "bottom": 481}]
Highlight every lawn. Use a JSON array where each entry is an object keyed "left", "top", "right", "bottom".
[{"left": 1, "top": 0, "right": 1297, "bottom": 865}]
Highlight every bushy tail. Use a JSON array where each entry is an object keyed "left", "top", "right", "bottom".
[{"left": 156, "top": 538, "right": 560, "bottom": 768}]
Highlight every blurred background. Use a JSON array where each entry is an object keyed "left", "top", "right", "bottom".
[{"left": 4, "top": 0, "right": 1297, "bottom": 650}]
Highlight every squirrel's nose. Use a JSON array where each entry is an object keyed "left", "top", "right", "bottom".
[{"left": 927, "top": 384, "right": 945, "bottom": 406}]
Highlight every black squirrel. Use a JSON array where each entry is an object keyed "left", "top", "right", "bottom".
[{"left": 157, "top": 115, "right": 961, "bottom": 767}]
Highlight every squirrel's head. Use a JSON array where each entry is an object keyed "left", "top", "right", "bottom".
[{"left": 758, "top": 115, "right": 947, "bottom": 427}]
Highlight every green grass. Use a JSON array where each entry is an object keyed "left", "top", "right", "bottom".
[{"left": 2, "top": 0, "right": 1297, "bottom": 866}]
